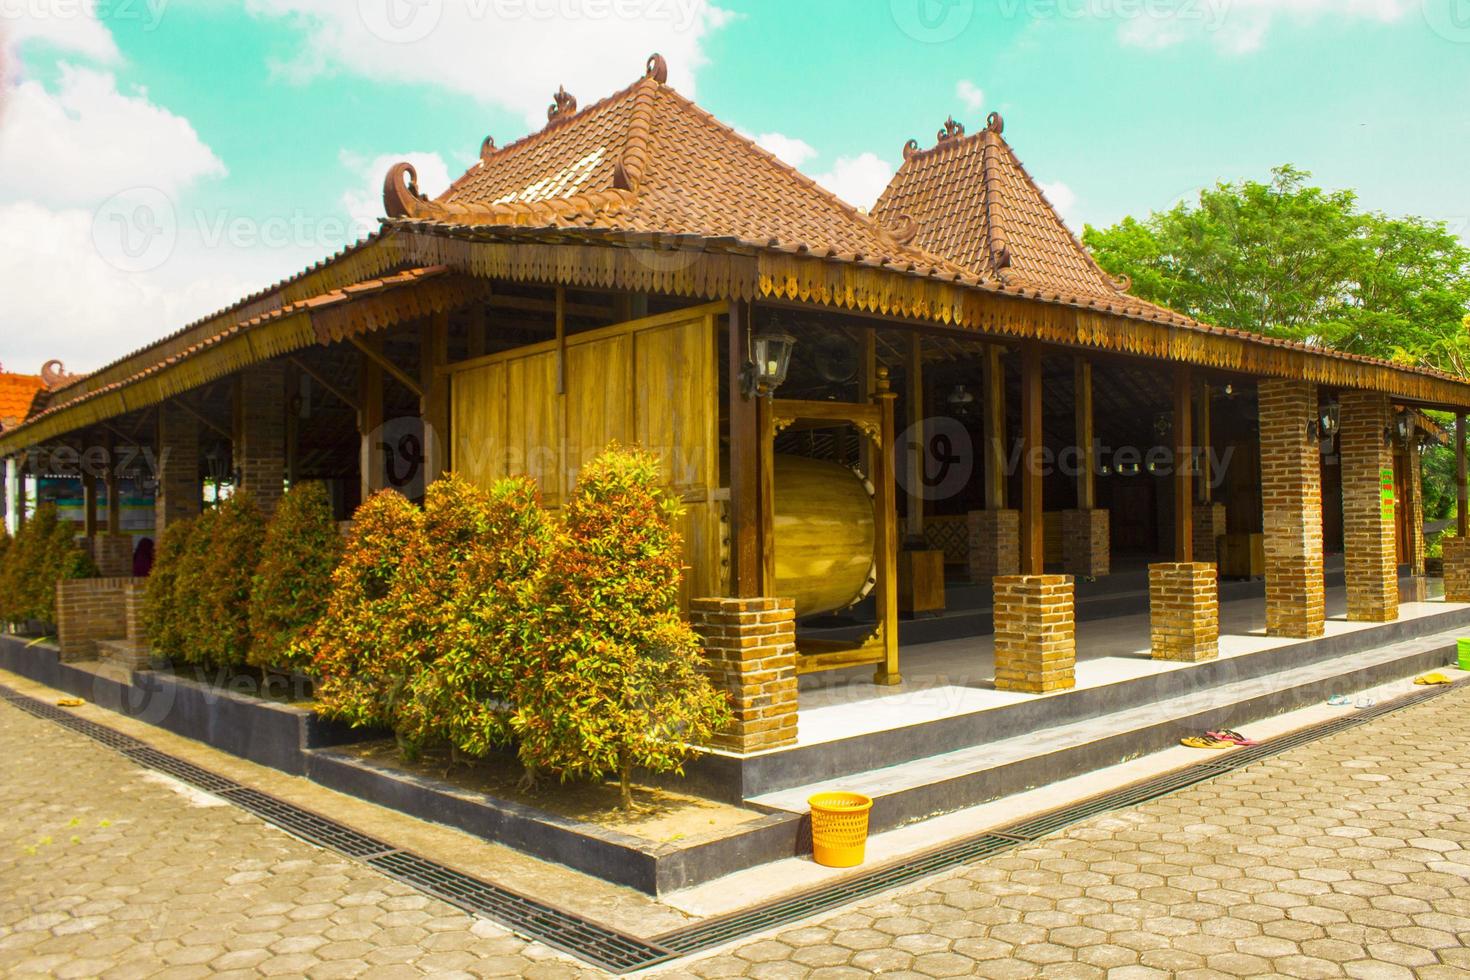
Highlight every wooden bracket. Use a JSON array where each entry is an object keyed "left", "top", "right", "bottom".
[{"left": 349, "top": 335, "right": 424, "bottom": 399}]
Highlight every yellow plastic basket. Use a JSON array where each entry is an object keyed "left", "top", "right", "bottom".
[{"left": 808, "top": 791, "right": 874, "bottom": 868}]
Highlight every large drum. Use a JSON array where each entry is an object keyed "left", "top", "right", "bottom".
[{"left": 771, "top": 455, "right": 876, "bottom": 617}]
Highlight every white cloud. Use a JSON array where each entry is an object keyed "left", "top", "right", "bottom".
[
  {"left": 1039, "top": 180, "right": 1080, "bottom": 229},
  {"left": 813, "top": 152, "right": 895, "bottom": 211},
  {"left": 339, "top": 149, "right": 452, "bottom": 234},
  {"left": 754, "top": 132, "right": 817, "bottom": 169},
  {"left": 0, "top": 1, "right": 121, "bottom": 69},
  {"left": 0, "top": 63, "right": 226, "bottom": 209},
  {"left": 1115, "top": 0, "right": 1412, "bottom": 54},
  {"left": 247, "top": 0, "right": 735, "bottom": 128},
  {"left": 955, "top": 79, "right": 983, "bottom": 112}
]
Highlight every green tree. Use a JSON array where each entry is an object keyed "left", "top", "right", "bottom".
[
  {"left": 248, "top": 482, "right": 343, "bottom": 673},
  {"left": 143, "top": 517, "right": 195, "bottom": 660},
  {"left": 0, "top": 504, "right": 96, "bottom": 626},
  {"left": 512, "top": 447, "right": 731, "bottom": 810}
]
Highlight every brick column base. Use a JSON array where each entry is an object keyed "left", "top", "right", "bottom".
[
  {"left": 1192, "top": 504, "right": 1227, "bottom": 566},
  {"left": 1061, "top": 508, "right": 1109, "bottom": 578},
  {"left": 56, "top": 578, "right": 130, "bottom": 662},
  {"left": 1149, "top": 562, "right": 1219, "bottom": 662},
  {"left": 90, "top": 533, "right": 135, "bottom": 578},
  {"left": 992, "top": 575, "right": 1075, "bottom": 693},
  {"left": 1444, "top": 537, "right": 1470, "bottom": 603},
  {"left": 689, "top": 598, "right": 798, "bottom": 753},
  {"left": 968, "top": 509, "right": 1019, "bottom": 583}
]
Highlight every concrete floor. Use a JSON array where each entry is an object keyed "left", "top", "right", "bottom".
[{"left": 794, "top": 579, "right": 1458, "bottom": 749}]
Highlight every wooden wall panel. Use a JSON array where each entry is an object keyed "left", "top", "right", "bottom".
[
  {"left": 449, "top": 360, "right": 506, "bottom": 489},
  {"left": 634, "top": 313, "right": 719, "bottom": 493},
  {"left": 505, "top": 352, "right": 563, "bottom": 502},
  {"left": 565, "top": 333, "right": 634, "bottom": 483}
]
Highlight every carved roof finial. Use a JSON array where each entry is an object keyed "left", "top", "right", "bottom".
[
  {"left": 645, "top": 53, "right": 668, "bottom": 83},
  {"left": 480, "top": 136, "right": 496, "bottom": 161},
  {"left": 40, "top": 359, "right": 72, "bottom": 389},
  {"left": 937, "top": 116, "right": 965, "bottom": 143},
  {"left": 547, "top": 85, "right": 577, "bottom": 123},
  {"left": 902, "top": 138, "right": 920, "bottom": 160},
  {"left": 986, "top": 111, "right": 1004, "bottom": 135},
  {"left": 383, "top": 162, "right": 429, "bottom": 219}
]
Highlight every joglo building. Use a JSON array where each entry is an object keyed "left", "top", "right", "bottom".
[{"left": 4, "top": 54, "right": 1469, "bottom": 787}]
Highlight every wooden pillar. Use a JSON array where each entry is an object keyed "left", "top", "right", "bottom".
[
  {"left": 420, "top": 311, "right": 450, "bottom": 484},
  {"left": 727, "top": 300, "right": 760, "bottom": 597},
  {"left": 1074, "top": 358, "right": 1094, "bottom": 510},
  {"left": 983, "top": 345, "right": 1007, "bottom": 510},
  {"left": 1020, "top": 343, "right": 1044, "bottom": 575},
  {"left": 1173, "top": 365, "right": 1194, "bottom": 562},
  {"left": 858, "top": 328, "right": 876, "bottom": 474},
  {"left": 105, "top": 466, "right": 121, "bottom": 535},
  {"left": 873, "top": 367, "right": 901, "bottom": 685},
  {"left": 904, "top": 333, "right": 924, "bottom": 542},
  {"left": 285, "top": 364, "right": 300, "bottom": 487},
  {"left": 357, "top": 336, "right": 385, "bottom": 502},
  {"left": 467, "top": 303, "right": 488, "bottom": 359},
  {"left": 1458, "top": 414, "right": 1467, "bottom": 539},
  {"left": 82, "top": 470, "right": 99, "bottom": 541},
  {"left": 758, "top": 394, "right": 777, "bottom": 595},
  {"left": 1195, "top": 382, "right": 1212, "bottom": 503}
]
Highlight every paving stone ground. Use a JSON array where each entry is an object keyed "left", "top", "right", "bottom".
[{"left": 3, "top": 687, "right": 1470, "bottom": 978}]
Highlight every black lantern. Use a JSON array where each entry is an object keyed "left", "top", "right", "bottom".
[
  {"left": 743, "top": 325, "right": 796, "bottom": 397},
  {"left": 1319, "top": 400, "right": 1340, "bottom": 438}
]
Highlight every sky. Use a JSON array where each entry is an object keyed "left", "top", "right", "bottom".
[{"left": 1, "top": 0, "right": 1467, "bottom": 374}]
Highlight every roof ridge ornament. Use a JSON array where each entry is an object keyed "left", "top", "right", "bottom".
[
  {"left": 986, "top": 111, "right": 1004, "bottom": 135},
  {"left": 937, "top": 116, "right": 965, "bottom": 143},
  {"left": 40, "top": 360, "right": 73, "bottom": 389},
  {"left": 645, "top": 53, "right": 668, "bottom": 84},
  {"left": 547, "top": 85, "right": 577, "bottom": 124},
  {"left": 888, "top": 214, "right": 920, "bottom": 246},
  {"left": 902, "top": 138, "right": 920, "bottom": 161},
  {"left": 383, "top": 161, "right": 429, "bottom": 219},
  {"left": 480, "top": 136, "right": 496, "bottom": 162}
]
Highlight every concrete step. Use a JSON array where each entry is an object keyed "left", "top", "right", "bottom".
[
  {"left": 748, "top": 628, "right": 1467, "bottom": 835},
  {"left": 95, "top": 638, "right": 150, "bottom": 672}
]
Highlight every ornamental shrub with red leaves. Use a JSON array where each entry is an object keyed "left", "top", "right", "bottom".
[
  {"left": 295, "top": 489, "right": 428, "bottom": 742},
  {"left": 397, "top": 474, "right": 554, "bottom": 760},
  {"left": 247, "top": 482, "right": 343, "bottom": 672},
  {"left": 511, "top": 446, "right": 731, "bottom": 809}
]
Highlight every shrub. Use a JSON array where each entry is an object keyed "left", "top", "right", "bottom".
[
  {"left": 0, "top": 504, "right": 97, "bottom": 626},
  {"left": 143, "top": 517, "right": 195, "bottom": 660},
  {"left": 248, "top": 482, "right": 343, "bottom": 672},
  {"left": 512, "top": 447, "right": 730, "bottom": 808},
  {"left": 169, "top": 507, "right": 218, "bottom": 665},
  {"left": 193, "top": 490, "right": 266, "bottom": 668},
  {"left": 398, "top": 475, "right": 555, "bottom": 759},
  {"left": 297, "top": 489, "right": 427, "bottom": 736}
]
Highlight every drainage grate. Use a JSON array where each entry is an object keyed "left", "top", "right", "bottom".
[
  {"left": 366, "top": 850, "right": 672, "bottom": 972},
  {"left": 218, "top": 786, "right": 399, "bottom": 859},
  {"left": 122, "top": 746, "right": 240, "bottom": 794}
]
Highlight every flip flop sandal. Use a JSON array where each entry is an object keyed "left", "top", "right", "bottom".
[
  {"left": 1414, "top": 672, "right": 1453, "bottom": 685},
  {"left": 1180, "top": 735, "right": 1232, "bottom": 749},
  {"left": 1327, "top": 695, "right": 1351, "bottom": 706},
  {"left": 1355, "top": 696, "right": 1376, "bottom": 709},
  {"left": 1207, "top": 729, "right": 1259, "bottom": 746}
]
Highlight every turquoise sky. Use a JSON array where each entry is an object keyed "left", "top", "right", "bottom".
[{"left": 2, "top": 0, "right": 1468, "bottom": 370}]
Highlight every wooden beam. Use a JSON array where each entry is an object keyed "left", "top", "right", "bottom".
[
  {"left": 357, "top": 336, "right": 385, "bottom": 500},
  {"left": 487, "top": 293, "right": 611, "bottom": 320},
  {"left": 1458, "top": 414, "right": 1468, "bottom": 538},
  {"left": 172, "top": 398, "right": 230, "bottom": 442},
  {"left": 904, "top": 332, "right": 924, "bottom": 542},
  {"left": 873, "top": 366, "right": 901, "bottom": 685},
  {"left": 290, "top": 357, "right": 359, "bottom": 413},
  {"left": 758, "top": 394, "right": 777, "bottom": 595},
  {"left": 857, "top": 327, "right": 876, "bottom": 474},
  {"left": 554, "top": 286, "right": 567, "bottom": 395},
  {"left": 349, "top": 335, "right": 423, "bottom": 399},
  {"left": 82, "top": 470, "right": 98, "bottom": 540},
  {"left": 1074, "top": 357, "right": 1095, "bottom": 510},
  {"left": 420, "top": 311, "right": 450, "bottom": 483},
  {"left": 727, "top": 300, "right": 760, "bottom": 597},
  {"left": 1195, "top": 382, "right": 1212, "bottom": 503},
  {"left": 1020, "top": 342, "right": 1044, "bottom": 574},
  {"left": 984, "top": 345, "right": 1008, "bottom": 511},
  {"left": 467, "top": 303, "right": 488, "bottom": 359},
  {"left": 285, "top": 363, "right": 299, "bottom": 486},
  {"left": 1174, "top": 364, "right": 1194, "bottom": 561},
  {"left": 104, "top": 465, "right": 120, "bottom": 535}
]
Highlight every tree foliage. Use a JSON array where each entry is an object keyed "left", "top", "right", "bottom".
[
  {"left": 0, "top": 504, "right": 97, "bottom": 626},
  {"left": 248, "top": 482, "right": 343, "bottom": 672},
  {"left": 143, "top": 517, "right": 195, "bottom": 660}
]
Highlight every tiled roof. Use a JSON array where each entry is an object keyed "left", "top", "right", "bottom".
[
  {"left": 0, "top": 373, "right": 44, "bottom": 430},
  {"left": 873, "top": 112, "right": 1121, "bottom": 299},
  {"left": 382, "top": 57, "right": 969, "bottom": 280}
]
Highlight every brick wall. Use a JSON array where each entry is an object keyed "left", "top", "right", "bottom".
[
  {"left": 155, "top": 402, "right": 200, "bottom": 534},
  {"left": 90, "top": 533, "right": 135, "bottom": 578},
  {"left": 968, "top": 509, "right": 1019, "bottom": 583},
  {"left": 235, "top": 363, "right": 287, "bottom": 515},
  {"left": 55, "top": 577, "right": 130, "bottom": 662},
  {"left": 1060, "top": 508, "right": 1109, "bottom": 578},
  {"left": 1148, "top": 562, "right": 1219, "bottom": 662},
  {"left": 688, "top": 597, "right": 798, "bottom": 753},
  {"left": 992, "top": 574, "right": 1075, "bottom": 693},
  {"left": 1258, "top": 380, "right": 1325, "bottom": 638},
  {"left": 1339, "top": 390, "right": 1398, "bottom": 622},
  {"left": 1443, "top": 536, "right": 1470, "bottom": 603},
  {"left": 1191, "top": 504, "right": 1227, "bottom": 566}
]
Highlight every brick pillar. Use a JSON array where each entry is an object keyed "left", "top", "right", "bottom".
[
  {"left": 92, "top": 534, "right": 134, "bottom": 578},
  {"left": 1149, "top": 562, "right": 1219, "bottom": 661},
  {"left": 1339, "top": 390, "right": 1398, "bottom": 622},
  {"left": 123, "top": 580, "right": 147, "bottom": 645},
  {"left": 968, "top": 509, "right": 1019, "bottom": 583},
  {"left": 1443, "top": 537, "right": 1470, "bottom": 602},
  {"left": 1191, "top": 504, "right": 1226, "bottom": 565},
  {"left": 992, "top": 574, "right": 1075, "bottom": 693},
  {"left": 688, "top": 597, "right": 798, "bottom": 753},
  {"left": 55, "top": 578, "right": 129, "bottom": 661},
  {"left": 235, "top": 363, "right": 287, "bottom": 514},
  {"left": 1259, "top": 380, "right": 1325, "bottom": 638},
  {"left": 155, "top": 402, "right": 199, "bottom": 534},
  {"left": 1060, "top": 508, "right": 1109, "bottom": 578}
]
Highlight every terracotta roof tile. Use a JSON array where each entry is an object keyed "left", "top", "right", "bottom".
[{"left": 0, "top": 373, "right": 44, "bottom": 430}]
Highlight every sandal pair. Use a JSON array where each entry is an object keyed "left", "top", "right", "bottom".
[
  {"left": 1181, "top": 735, "right": 1233, "bottom": 749},
  {"left": 1206, "top": 729, "right": 1258, "bottom": 746}
]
